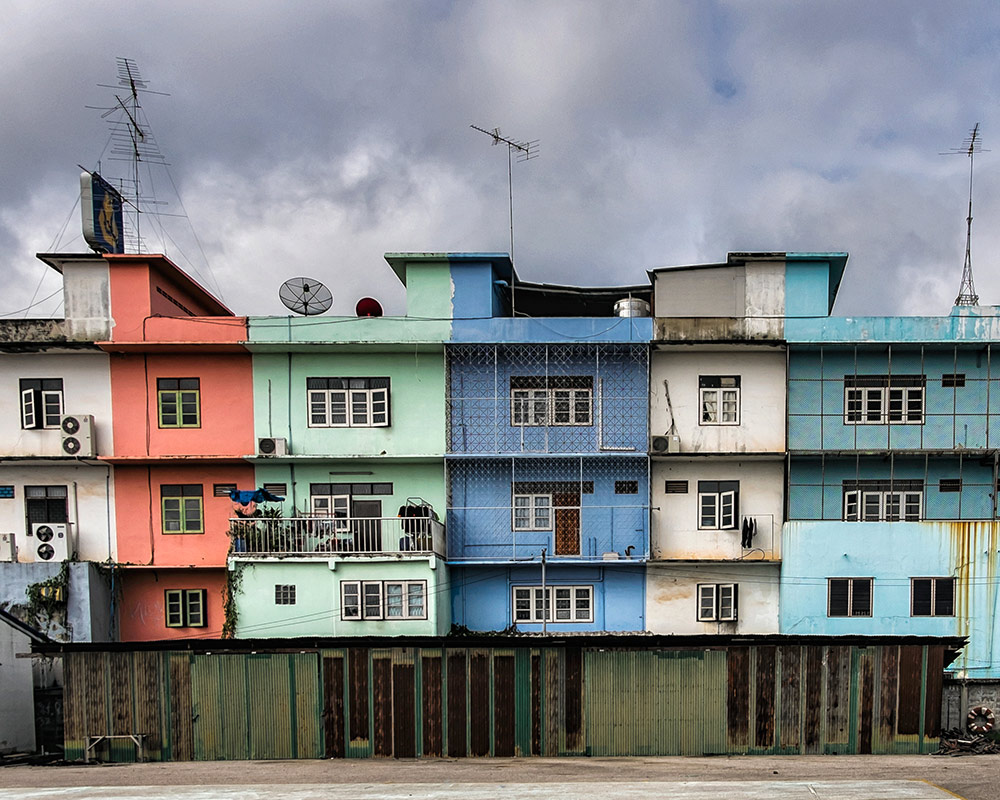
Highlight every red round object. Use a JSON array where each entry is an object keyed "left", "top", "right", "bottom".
[{"left": 355, "top": 297, "right": 383, "bottom": 317}]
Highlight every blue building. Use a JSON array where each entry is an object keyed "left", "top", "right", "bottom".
[
  {"left": 783, "top": 300, "right": 1000, "bottom": 716},
  {"left": 430, "top": 254, "right": 652, "bottom": 631}
]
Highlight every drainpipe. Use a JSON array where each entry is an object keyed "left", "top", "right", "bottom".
[{"left": 541, "top": 548, "right": 547, "bottom": 635}]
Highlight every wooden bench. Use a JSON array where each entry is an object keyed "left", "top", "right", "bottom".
[{"left": 84, "top": 733, "right": 146, "bottom": 762}]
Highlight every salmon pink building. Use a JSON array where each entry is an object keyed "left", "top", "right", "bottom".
[{"left": 99, "top": 254, "right": 254, "bottom": 640}]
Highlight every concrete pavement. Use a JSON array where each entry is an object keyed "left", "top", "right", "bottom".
[{"left": 0, "top": 781, "right": 969, "bottom": 800}]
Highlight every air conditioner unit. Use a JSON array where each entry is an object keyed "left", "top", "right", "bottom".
[
  {"left": 651, "top": 434, "right": 681, "bottom": 454},
  {"left": 0, "top": 533, "right": 15, "bottom": 562},
  {"left": 28, "top": 523, "right": 70, "bottom": 562},
  {"left": 257, "top": 437, "right": 288, "bottom": 457},
  {"left": 60, "top": 414, "right": 95, "bottom": 458}
]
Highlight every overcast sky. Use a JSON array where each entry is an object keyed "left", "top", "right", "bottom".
[{"left": 3, "top": 0, "right": 1000, "bottom": 319}]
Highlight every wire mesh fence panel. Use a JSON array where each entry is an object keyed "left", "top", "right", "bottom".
[
  {"left": 446, "top": 456, "right": 649, "bottom": 560},
  {"left": 447, "top": 344, "right": 648, "bottom": 454},
  {"left": 787, "top": 345, "right": 997, "bottom": 451},
  {"left": 787, "top": 455, "right": 998, "bottom": 521}
]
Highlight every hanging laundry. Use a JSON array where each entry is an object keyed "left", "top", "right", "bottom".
[
  {"left": 741, "top": 517, "right": 751, "bottom": 548},
  {"left": 229, "top": 488, "right": 285, "bottom": 506}
]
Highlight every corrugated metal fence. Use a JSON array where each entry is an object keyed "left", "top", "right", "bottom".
[{"left": 61, "top": 641, "right": 947, "bottom": 760}]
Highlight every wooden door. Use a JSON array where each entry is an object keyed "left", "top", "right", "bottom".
[{"left": 553, "top": 491, "right": 580, "bottom": 555}]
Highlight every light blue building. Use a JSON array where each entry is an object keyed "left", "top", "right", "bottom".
[
  {"left": 433, "top": 254, "right": 652, "bottom": 632},
  {"left": 783, "top": 298, "right": 1000, "bottom": 715}
]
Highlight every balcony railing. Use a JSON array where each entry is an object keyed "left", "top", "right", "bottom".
[{"left": 229, "top": 516, "right": 445, "bottom": 557}]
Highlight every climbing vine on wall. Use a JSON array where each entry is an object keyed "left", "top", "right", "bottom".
[
  {"left": 221, "top": 561, "right": 246, "bottom": 639},
  {"left": 24, "top": 561, "right": 71, "bottom": 632}
]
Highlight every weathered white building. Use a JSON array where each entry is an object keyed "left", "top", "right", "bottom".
[
  {"left": 0, "top": 254, "right": 115, "bottom": 644},
  {"left": 645, "top": 254, "right": 792, "bottom": 634}
]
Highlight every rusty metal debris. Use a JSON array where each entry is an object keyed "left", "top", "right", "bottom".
[{"left": 933, "top": 728, "right": 1000, "bottom": 756}]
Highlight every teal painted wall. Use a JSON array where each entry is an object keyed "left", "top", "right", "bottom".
[
  {"left": 784, "top": 261, "right": 830, "bottom": 319},
  {"left": 781, "top": 520, "right": 1000, "bottom": 678},
  {"left": 251, "top": 350, "right": 446, "bottom": 457},
  {"left": 232, "top": 558, "right": 450, "bottom": 638}
]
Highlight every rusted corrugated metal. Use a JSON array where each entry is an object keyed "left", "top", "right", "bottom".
[{"left": 58, "top": 639, "right": 953, "bottom": 761}]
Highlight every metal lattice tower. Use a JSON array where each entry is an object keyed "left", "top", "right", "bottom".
[{"left": 944, "top": 124, "right": 986, "bottom": 306}]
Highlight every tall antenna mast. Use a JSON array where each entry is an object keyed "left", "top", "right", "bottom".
[
  {"left": 89, "top": 57, "right": 170, "bottom": 252},
  {"left": 943, "top": 124, "right": 987, "bottom": 306},
  {"left": 470, "top": 124, "right": 539, "bottom": 316}
]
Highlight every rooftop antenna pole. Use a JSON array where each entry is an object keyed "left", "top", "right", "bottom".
[
  {"left": 470, "top": 124, "right": 539, "bottom": 316},
  {"left": 89, "top": 57, "right": 170, "bottom": 253},
  {"left": 943, "top": 124, "right": 987, "bottom": 306}
]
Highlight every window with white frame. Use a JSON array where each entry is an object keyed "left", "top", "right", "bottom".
[
  {"left": 698, "top": 480, "right": 739, "bottom": 529},
  {"left": 307, "top": 377, "right": 390, "bottom": 427},
  {"left": 511, "top": 585, "right": 594, "bottom": 623},
  {"left": 512, "top": 493, "right": 552, "bottom": 530},
  {"left": 911, "top": 577, "right": 955, "bottom": 617},
  {"left": 20, "top": 378, "right": 64, "bottom": 430},
  {"left": 340, "top": 580, "right": 426, "bottom": 620},
  {"left": 274, "top": 584, "right": 296, "bottom": 605},
  {"left": 510, "top": 376, "right": 593, "bottom": 426},
  {"left": 164, "top": 588, "right": 207, "bottom": 628},
  {"left": 699, "top": 376, "right": 740, "bottom": 425},
  {"left": 844, "top": 375, "right": 925, "bottom": 425},
  {"left": 697, "top": 583, "right": 738, "bottom": 622},
  {"left": 843, "top": 480, "right": 922, "bottom": 521},
  {"left": 827, "top": 577, "right": 873, "bottom": 617}
]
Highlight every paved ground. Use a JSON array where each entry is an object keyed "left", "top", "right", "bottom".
[
  {"left": 1, "top": 756, "right": 997, "bottom": 800},
  {"left": 0, "top": 780, "right": 971, "bottom": 800}
]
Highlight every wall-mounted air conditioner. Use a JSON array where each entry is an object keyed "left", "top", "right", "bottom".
[
  {"left": 60, "top": 414, "right": 95, "bottom": 458},
  {"left": 258, "top": 437, "right": 288, "bottom": 457},
  {"left": 651, "top": 434, "right": 681, "bottom": 454},
  {"left": 0, "top": 533, "right": 15, "bottom": 562},
  {"left": 28, "top": 523, "right": 70, "bottom": 562}
]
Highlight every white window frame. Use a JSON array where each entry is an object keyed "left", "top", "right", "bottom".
[
  {"left": 843, "top": 489, "right": 922, "bottom": 521},
  {"left": 510, "top": 381, "right": 593, "bottom": 427},
  {"left": 911, "top": 577, "right": 956, "bottom": 617},
  {"left": 20, "top": 381, "right": 64, "bottom": 430},
  {"left": 827, "top": 577, "right": 873, "bottom": 617},
  {"left": 512, "top": 493, "right": 553, "bottom": 530},
  {"left": 308, "top": 379, "right": 389, "bottom": 428},
  {"left": 511, "top": 585, "right": 594, "bottom": 623},
  {"left": 311, "top": 493, "right": 351, "bottom": 534},
  {"left": 340, "top": 580, "right": 427, "bottom": 620},
  {"left": 700, "top": 387, "right": 740, "bottom": 425},
  {"left": 164, "top": 588, "right": 207, "bottom": 628},
  {"left": 698, "top": 489, "right": 738, "bottom": 529},
  {"left": 697, "top": 583, "right": 738, "bottom": 622},
  {"left": 274, "top": 584, "right": 296, "bottom": 605},
  {"left": 844, "top": 383, "right": 924, "bottom": 425}
]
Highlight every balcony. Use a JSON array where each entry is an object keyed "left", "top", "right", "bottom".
[{"left": 228, "top": 516, "right": 445, "bottom": 558}]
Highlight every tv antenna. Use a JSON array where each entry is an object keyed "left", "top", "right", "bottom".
[
  {"left": 470, "top": 124, "right": 539, "bottom": 315},
  {"left": 279, "top": 277, "right": 333, "bottom": 316},
  {"left": 87, "top": 58, "right": 171, "bottom": 252},
  {"left": 942, "top": 123, "right": 988, "bottom": 306}
]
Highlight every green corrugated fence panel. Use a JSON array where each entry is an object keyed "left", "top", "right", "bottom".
[
  {"left": 293, "top": 653, "right": 323, "bottom": 759},
  {"left": 585, "top": 649, "right": 727, "bottom": 756},
  {"left": 248, "top": 654, "right": 293, "bottom": 759}
]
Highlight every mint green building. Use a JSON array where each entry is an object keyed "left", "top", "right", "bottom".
[{"left": 230, "top": 255, "right": 465, "bottom": 637}]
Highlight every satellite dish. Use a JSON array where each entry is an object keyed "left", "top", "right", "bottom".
[
  {"left": 279, "top": 277, "right": 333, "bottom": 316},
  {"left": 356, "top": 297, "right": 383, "bottom": 317}
]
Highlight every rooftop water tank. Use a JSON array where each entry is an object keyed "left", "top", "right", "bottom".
[{"left": 614, "top": 297, "right": 650, "bottom": 317}]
